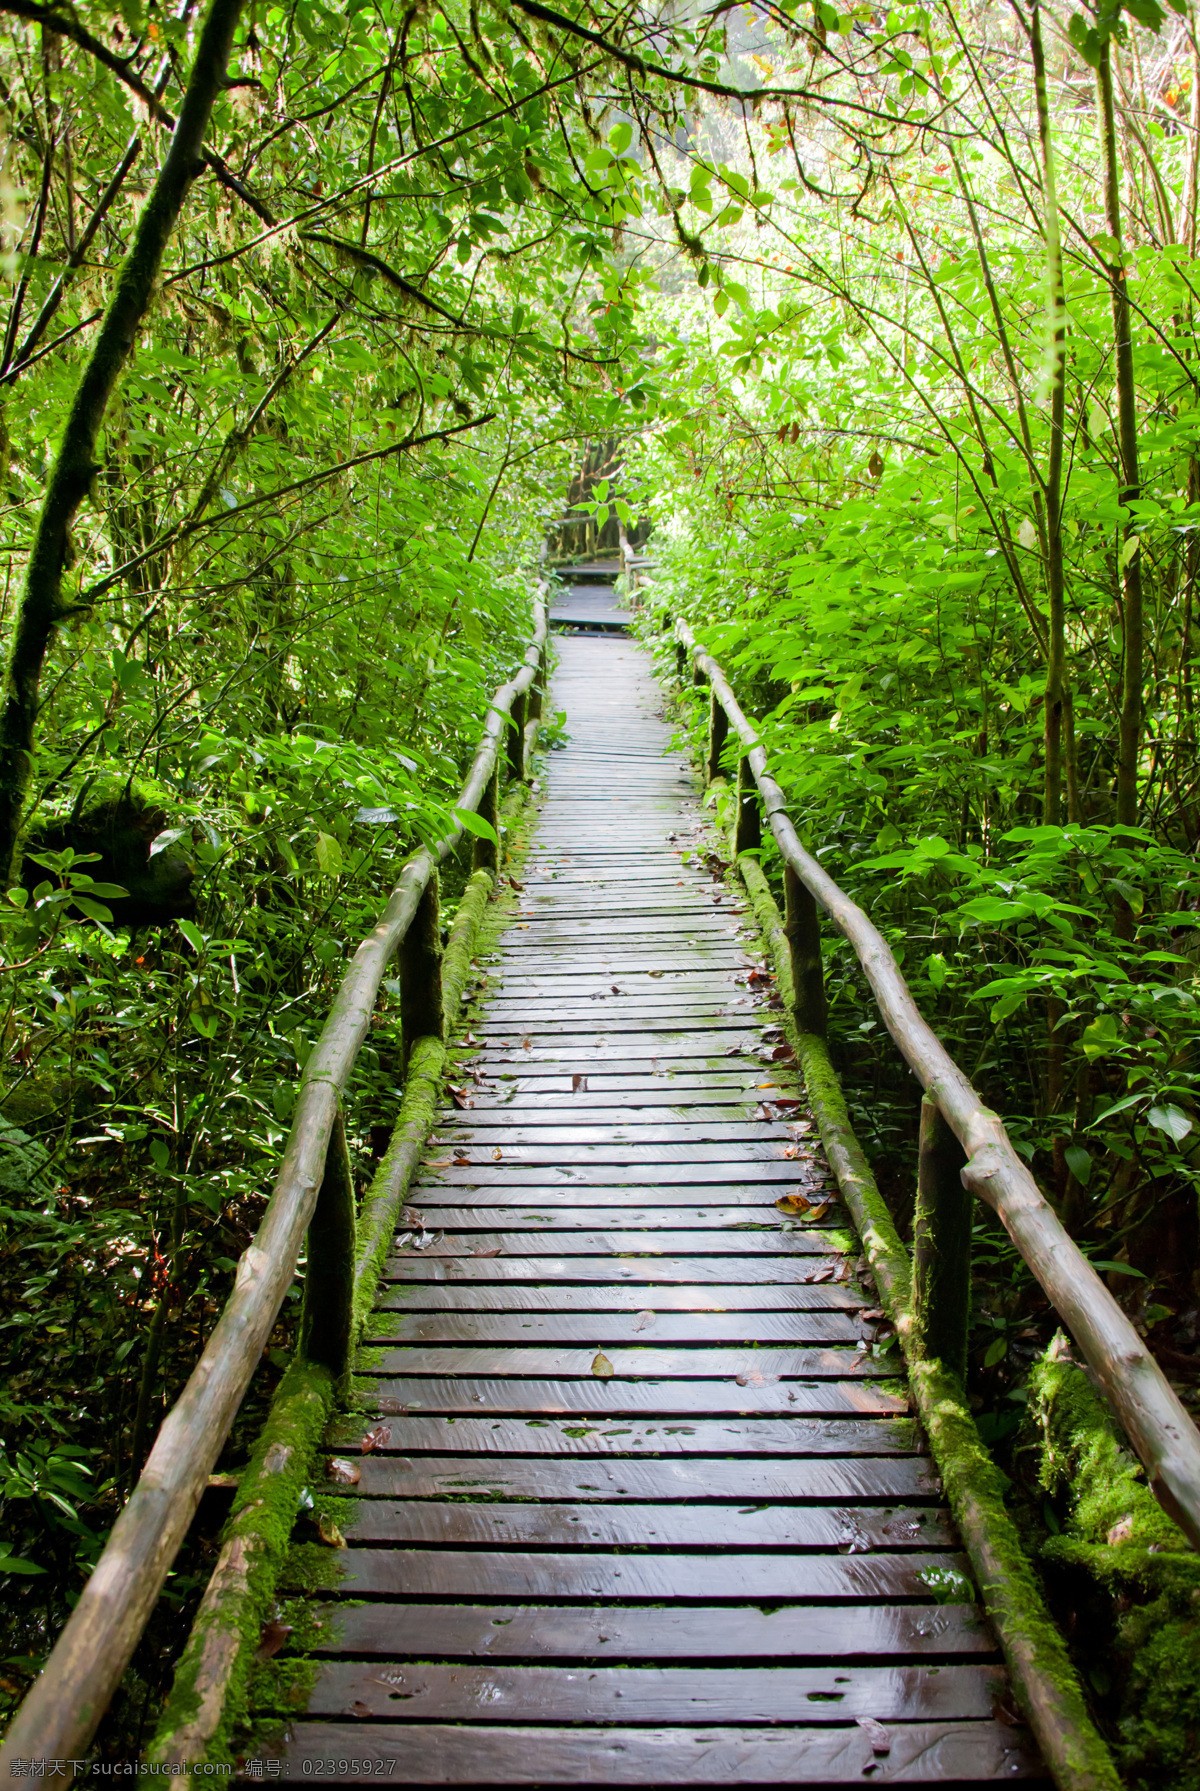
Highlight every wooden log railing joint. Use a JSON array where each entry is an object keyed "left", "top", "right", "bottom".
[
  {"left": 399, "top": 870, "right": 444, "bottom": 1066},
  {"left": 784, "top": 862, "right": 827, "bottom": 1039},
  {"left": 912, "top": 1094, "right": 972, "bottom": 1384},
  {"left": 673, "top": 612, "right": 1200, "bottom": 1552},
  {"left": 734, "top": 754, "right": 761, "bottom": 855},
  {"left": 298, "top": 1110, "right": 356, "bottom": 1392},
  {"left": 706, "top": 691, "right": 728, "bottom": 784}
]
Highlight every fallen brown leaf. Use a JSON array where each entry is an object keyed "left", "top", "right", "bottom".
[
  {"left": 492, "top": 1147, "right": 503, "bottom": 1161},
  {"left": 736, "top": 1369, "right": 780, "bottom": 1387},
  {"left": 425, "top": 1158, "right": 452, "bottom": 1170},
  {"left": 325, "top": 1457, "right": 361, "bottom": 1486},
  {"left": 360, "top": 1424, "right": 391, "bottom": 1454},
  {"left": 633, "top": 1310, "right": 656, "bottom": 1332},
  {"left": 776, "top": 1192, "right": 815, "bottom": 1216},
  {"left": 591, "top": 1350, "right": 615, "bottom": 1379},
  {"left": 255, "top": 1620, "right": 293, "bottom": 1661},
  {"left": 318, "top": 1514, "right": 347, "bottom": 1548},
  {"left": 472, "top": 1245, "right": 502, "bottom": 1257},
  {"left": 448, "top": 1086, "right": 473, "bottom": 1110}
]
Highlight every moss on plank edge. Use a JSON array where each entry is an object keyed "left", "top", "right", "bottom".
[
  {"left": 145, "top": 1355, "right": 334, "bottom": 1765},
  {"left": 735, "top": 846, "right": 1117, "bottom": 1791}
]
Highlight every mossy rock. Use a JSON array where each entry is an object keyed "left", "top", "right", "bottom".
[
  {"left": 24, "top": 781, "right": 196, "bottom": 930},
  {"left": 1023, "top": 1339, "right": 1200, "bottom": 1790}
]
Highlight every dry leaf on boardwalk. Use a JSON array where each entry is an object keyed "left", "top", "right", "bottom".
[
  {"left": 572, "top": 1073, "right": 588, "bottom": 1092},
  {"left": 360, "top": 1425, "right": 391, "bottom": 1454},
  {"left": 448, "top": 1086, "right": 474, "bottom": 1110},
  {"left": 325, "top": 1457, "right": 361, "bottom": 1486},
  {"left": 633, "top": 1310, "right": 656, "bottom": 1332},
  {"left": 318, "top": 1514, "right": 347, "bottom": 1548},
  {"left": 591, "top": 1351, "right": 615, "bottom": 1378},
  {"left": 255, "top": 1621, "right": 293, "bottom": 1661}
]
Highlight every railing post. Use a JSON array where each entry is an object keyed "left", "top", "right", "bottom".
[
  {"left": 299, "top": 1110, "right": 356, "bottom": 1390},
  {"left": 675, "top": 640, "right": 686, "bottom": 682},
  {"left": 912, "top": 1094, "right": 972, "bottom": 1382},
  {"left": 784, "top": 863, "right": 827, "bottom": 1037},
  {"left": 400, "top": 869, "right": 444, "bottom": 1067},
  {"left": 507, "top": 689, "right": 528, "bottom": 782},
  {"left": 735, "top": 755, "right": 761, "bottom": 855},
  {"left": 692, "top": 657, "right": 706, "bottom": 690},
  {"left": 706, "top": 691, "right": 729, "bottom": 784},
  {"left": 528, "top": 645, "right": 547, "bottom": 724},
  {"left": 473, "top": 757, "right": 501, "bottom": 874}
]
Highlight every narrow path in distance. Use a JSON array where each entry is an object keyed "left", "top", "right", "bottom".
[{"left": 256, "top": 618, "right": 1045, "bottom": 1784}]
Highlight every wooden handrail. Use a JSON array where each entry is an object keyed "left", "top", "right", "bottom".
[
  {"left": 676, "top": 616, "right": 1200, "bottom": 1551},
  {"left": 0, "top": 586, "right": 548, "bottom": 1768}
]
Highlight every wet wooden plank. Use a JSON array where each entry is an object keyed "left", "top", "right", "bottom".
[
  {"left": 418, "top": 1145, "right": 814, "bottom": 1168},
  {"left": 359, "top": 1345, "right": 892, "bottom": 1380},
  {"left": 257, "top": 1720, "right": 1042, "bottom": 1782},
  {"left": 314, "top": 1457, "right": 940, "bottom": 1502},
  {"left": 408, "top": 1187, "right": 829, "bottom": 1209},
  {"left": 283, "top": 1548, "right": 969, "bottom": 1602},
  {"left": 412, "top": 1166, "right": 835, "bottom": 1189},
  {"left": 374, "top": 1282, "right": 870, "bottom": 1311},
  {"left": 404, "top": 1208, "right": 832, "bottom": 1233},
  {"left": 334, "top": 1500, "right": 951, "bottom": 1551},
  {"left": 359, "top": 1380, "right": 907, "bottom": 1417},
  {"left": 364, "top": 1312, "right": 867, "bottom": 1346},
  {"left": 390, "top": 1226, "right": 843, "bottom": 1251},
  {"left": 306, "top": 1600, "right": 987, "bottom": 1659},
  {"left": 381, "top": 1255, "right": 852, "bottom": 1284},
  {"left": 301, "top": 1660, "right": 995, "bottom": 1722},
  {"left": 323, "top": 1415, "right": 923, "bottom": 1456}
]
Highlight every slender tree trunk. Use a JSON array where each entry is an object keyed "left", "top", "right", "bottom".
[
  {"left": 0, "top": 0, "right": 245, "bottom": 886},
  {"left": 1097, "top": 36, "right": 1145, "bottom": 862},
  {"left": 1031, "top": 1, "right": 1068, "bottom": 827}
]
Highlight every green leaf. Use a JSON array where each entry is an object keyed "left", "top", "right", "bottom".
[
  {"left": 1064, "top": 1145, "right": 1092, "bottom": 1186},
  {"left": 1147, "top": 1103, "right": 1192, "bottom": 1143},
  {"left": 983, "top": 1337, "right": 1007, "bottom": 1367},
  {"left": 177, "top": 920, "right": 205, "bottom": 954},
  {"left": 1089, "top": 1260, "right": 1148, "bottom": 1279},
  {"left": 315, "top": 831, "right": 344, "bottom": 876},
  {"left": 1082, "top": 1014, "right": 1120, "bottom": 1060},
  {"left": 453, "top": 808, "right": 498, "bottom": 843},
  {"left": 608, "top": 122, "right": 633, "bottom": 155}
]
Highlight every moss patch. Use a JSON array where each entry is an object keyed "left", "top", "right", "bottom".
[{"left": 1022, "top": 1345, "right": 1200, "bottom": 1789}]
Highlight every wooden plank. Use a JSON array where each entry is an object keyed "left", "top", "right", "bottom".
[
  {"left": 413, "top": 1166, "right": 835, "bottom": 1188},
  {"left": 358, "top": 1346, "right": 893, "bottom": 1380},
  {"left": 434, "top": 1114, "right": 805, "bottom": 1133},
  {"left": 391, "top": 1227, "right": 842, "bottom": 1251},
  {"left": 381, "top": 1256, "right": 851, "bottom": 1284},
  {"left": 417, "top": 1144, "right": 815, "bottom": 1166},
  {"left": 314, "top": 1456, "right": 940, "bottom": 1501},
  {"left": 283, "top": 1548, "right": 968, "bottom": 1602},
  {"left": 364, "top": 1312, "right": 867, "bottom": 1345},
  {"left": 408, "top": 1188, "right": 827, "bottom": 1209},
  {"left": 305, "top": 1600, "right": 990, "bottom": 1660},
  {"left": 359, "top": 1380, "right": 907, "bottom": 1417},
  {"left": 403, "top": 1208, "right": 832, "bottom": 1232},
  {"left": 374, "top": 1283, "right": 870, "bottom": 1311},
  {"left": 323, "top": 1416, "right": 923, "bottom": 1456},
  {"left": 301, "top": 1660, "right": 995, "bottom": 1722},
  {"left": 256, "top": 1720, "right": 1042, "bottom": 1782}
]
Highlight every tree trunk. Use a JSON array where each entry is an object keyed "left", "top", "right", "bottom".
[
  {"left": 1031, "top": 1, "right": 1068, "bottom": 828},
  {"left": 0, "top": 0, "right": 246, "bottom": 886},
  {"left": 1097, "top": 36, "right": 1145, "bottom": 862}
]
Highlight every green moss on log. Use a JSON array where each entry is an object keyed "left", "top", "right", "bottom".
[
  {"left": 1024, "top": 1345, "right": 1200, "bottom": 1788},
  {"left": 145, "top": 1354, "right": 334, "bottom": 1765}
]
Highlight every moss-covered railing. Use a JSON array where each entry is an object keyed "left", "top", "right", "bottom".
[
  {"left": 669, "top": 613, "right": 1200, "bottom": 1791},
  {"left": 0, "top": 587, "right": 548, "bottom": 1770}
]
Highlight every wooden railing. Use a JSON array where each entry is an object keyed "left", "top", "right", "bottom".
[
  {"left": 676, "top": 617, "right": 1200, "bottom": 1551},
  {"left": 0, "top": 587, "right": 549, "bottom": 1767}
]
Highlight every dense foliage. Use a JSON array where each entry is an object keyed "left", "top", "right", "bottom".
[{"left": 3, "top": 0, "right": 1200, "bottom": 1764}]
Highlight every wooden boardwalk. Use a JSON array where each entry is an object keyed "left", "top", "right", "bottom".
[{"left": 259, "top": 628, "right": 1044, "bottom": 1783}]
